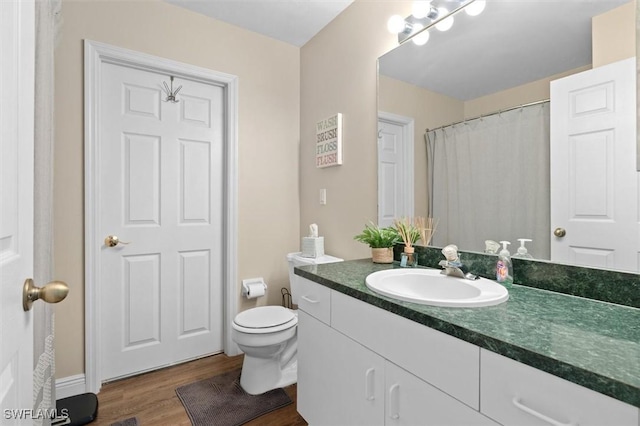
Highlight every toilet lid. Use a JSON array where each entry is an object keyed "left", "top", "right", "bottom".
[{"left": 234, "top": 306, "right": 296, "bottom": 329}]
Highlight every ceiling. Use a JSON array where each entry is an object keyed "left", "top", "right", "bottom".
[
  {"left": 164, "top": 0, "right": 354, "bottom": 47},
  {"left": 379, "top": 0, "right": 630, "bottom": 101}
]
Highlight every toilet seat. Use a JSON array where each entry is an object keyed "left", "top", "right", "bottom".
[{"left": 233, "top": 306, "right": 297, "bottom": 334}]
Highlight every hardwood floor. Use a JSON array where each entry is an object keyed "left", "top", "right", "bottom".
[{"left": 92, "top": 354, "right": 307, "bottom": 425}]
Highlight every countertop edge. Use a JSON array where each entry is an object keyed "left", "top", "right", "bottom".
[{"left": 295, "top": 267, "right": 640, "bottom": 409}]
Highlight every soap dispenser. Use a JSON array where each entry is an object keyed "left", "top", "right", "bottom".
[
  {"left": 484, "top": 240, "right": 500, "bottom": 254},
  {"left": 496, "top": 241, "right": 513, "bottom": 287},
  {"left": 513, "top": 238, "right": 533, "bottom": 259}
]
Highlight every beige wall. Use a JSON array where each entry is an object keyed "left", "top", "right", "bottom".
[
  {"left": 300, "top": 1, "right": 411, "bottom": 260},
  {"left": 54, "top": 0, "right": 300, "bottom": 378},
  {"left": 593, "top": 1, "right": 636, "bottom": 68}
]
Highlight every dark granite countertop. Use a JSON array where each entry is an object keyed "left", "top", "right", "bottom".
[{"left": 295, "top": 259, "right": 640, "bottom": 408}]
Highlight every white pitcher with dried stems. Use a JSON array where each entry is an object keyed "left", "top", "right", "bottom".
[
  {"left": 394, "top": 218, "right": 421, "bottom": 267},
  {"left": 395, "top": 217, "right": 438, "bottom": 267},
  {"left": 415, "top": 216, "right": 438, "bottom": 247}
]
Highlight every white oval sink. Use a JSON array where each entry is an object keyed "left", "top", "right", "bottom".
[{"left": 365, "top": 268, "right": 509, "bottom": 308}]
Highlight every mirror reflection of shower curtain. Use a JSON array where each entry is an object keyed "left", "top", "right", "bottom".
[{"left": 426, "top": 103, "right": 550, "bottom": 259}]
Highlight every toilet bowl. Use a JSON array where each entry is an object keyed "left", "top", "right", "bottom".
[
  {"left": 232, "top": 306, "right": 298, "bottom": 395},
  {"left": 232, "top": 252, "right": 343, "bottom": 395}
]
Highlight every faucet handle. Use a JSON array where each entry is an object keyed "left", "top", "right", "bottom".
[{"left": 441, "top": 244, "right": 459, "bottom": 262}]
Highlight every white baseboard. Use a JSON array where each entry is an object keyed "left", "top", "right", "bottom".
[{"left": 55, "top": 374, "right": 86, "bottom": 399}]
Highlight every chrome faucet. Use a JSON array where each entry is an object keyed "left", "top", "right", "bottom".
[{"left": 439, "top": 245, "right": 479, "bottom": 280}]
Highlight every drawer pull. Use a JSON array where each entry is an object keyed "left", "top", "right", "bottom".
[
  {"left": 512, "top": 397, "right": 574, "bottom": 426},
  {"left": 300, "top": 295, "right": 319, "bottom": 304},
  {"left": 364, "top": 368, "right": 375, "bottom": 401},
  {"left": 388, "top": 383, "right": 400, "bottom": 420}
]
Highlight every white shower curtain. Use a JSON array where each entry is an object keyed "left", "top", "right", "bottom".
[{"left": 427, "top": 103, "right": 550, "bottom": 259}]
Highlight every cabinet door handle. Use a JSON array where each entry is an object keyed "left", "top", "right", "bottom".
[
  {"left": 300, "top": 295, "right": 318, "bottom": 304},
  {"left": 388, "top": 384, "right": 400, "bottom": 420},
  {"left": 364, "top": 368, "right": 375, "bottom": 401},
  {"left": 512, "top": 397, "right": 574, "bottom": 426}
]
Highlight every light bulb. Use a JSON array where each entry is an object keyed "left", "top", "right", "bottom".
[
  {"left": 411, "top": 24, "right": 430, "bottom": 46},
  {"left": 465, "top": 0, "right": 486, "bottom": 16},
  {"left": 411, "top": 1, "right": 432, "bottom": 19},
  {"left": 387, "top": 15, "right": 407, "bottom": 34},
  {"left": 435, "top": 7, "right": 454, "bottom": 31}
]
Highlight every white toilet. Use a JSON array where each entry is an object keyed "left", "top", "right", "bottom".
[{"left": 232, "top": 252, "right": 343, "bottom": 395}]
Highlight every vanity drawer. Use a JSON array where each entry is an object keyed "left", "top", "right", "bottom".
[
  {"left": 480, "top": 349, "right": 639, "bottom": 425},
  {"left": 295, "top": 276, "right": 331, "bottom": 325},
  {"left": 331, "top": 290, "right": 480, "bottom": 410}
]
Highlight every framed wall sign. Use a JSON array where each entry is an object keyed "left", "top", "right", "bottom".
[{"left": 316, "top": 113, "right": 343, "bottom": 168}]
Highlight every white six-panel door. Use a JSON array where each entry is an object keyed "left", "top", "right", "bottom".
[
  {"left": 378, "top": 113, "right": 414, "bottom": 228},
  {"left": 0, "top": 0, "right": 35, "bottom": 419},
  {"left": 550, "top": 57, "right": 638, "bottom": 272},
  {"left": 99, "top": 62, "right": 224, "bottom": 380}
]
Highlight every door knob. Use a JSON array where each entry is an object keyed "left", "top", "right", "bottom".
[
  {"left": 104, "top": 235, "right": 131, "bottom": 247},
  {"left": 23, "top": 279, "right": 69, "bottom": 311},
  {"left": 553, "top": 228, "right": 566, "bottom": 237}
]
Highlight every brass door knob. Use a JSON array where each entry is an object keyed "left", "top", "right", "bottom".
[
  {"left": 553, "top": 228, "right": 566, "bottom": 237},
  {"left": 23, "top": 279, "right": 69, "bottom": 311},
  {"left": 104, "top": 235, "right": 131, "bottom": 247}
]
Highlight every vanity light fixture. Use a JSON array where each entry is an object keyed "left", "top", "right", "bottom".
[
  {"left": 412, "top": 0, "right": 438, "bottom": 20},
  {"left": 465, "top": 0, "right": 486, "bottom": 16},
  {"left": 387, "top": 14, "right": 411, "bottom": 34},
  {"left": 387, "top": 0, "right": 483, "bottom": 45},
  {"left": 411, "top": 23, "right": 430, "bottom": 46},
  {"left": 434, "top": 7, "right": 454, "bottom": 31}
]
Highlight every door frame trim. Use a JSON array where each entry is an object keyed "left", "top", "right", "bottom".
[
  {"left": 377, "top": 111, "right": 415, "bottom": 224},
  {"left": 83, "top": 40, "right": 239, "bottom": 393}
]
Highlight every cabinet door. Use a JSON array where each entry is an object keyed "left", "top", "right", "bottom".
[
  {"left": 481, "top": 349, "right": 639, "bottom": 426},
  {"left": 385, "top": 362, "right": 498, "bottom": 426},
  {"left": 298, "top": 310, "right": 385, "bottom": 425},
  {"left": 332, "top": 290, "right": 480, "bottom": 408}
]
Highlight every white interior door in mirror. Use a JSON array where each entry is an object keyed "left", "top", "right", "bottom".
[
  {"left": 378, "top": 113, "right": 414, "bottom": 228},
  {"left": 551, "top": 57, "right": 638, "bottom": 272}
]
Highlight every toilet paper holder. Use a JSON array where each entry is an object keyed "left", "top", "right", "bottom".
[{"left": 242, "top": 277, "right": 267, "bottom": 298}]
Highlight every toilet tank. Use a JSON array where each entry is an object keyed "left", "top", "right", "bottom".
[{"left": 287, "top": 252, "right": 343, "bottom": 304}]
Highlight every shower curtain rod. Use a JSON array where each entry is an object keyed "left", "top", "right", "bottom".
[{"left": 425, "top": 98, "right": 550, "bottom": 133}]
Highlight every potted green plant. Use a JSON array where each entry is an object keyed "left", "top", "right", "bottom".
[{"left": 354, "top": 221, "right": 400, "bottom": 263}]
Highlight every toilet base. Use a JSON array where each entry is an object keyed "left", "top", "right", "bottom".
[{"left": 239, "top": 354, "right": 297, "bottom": 395}]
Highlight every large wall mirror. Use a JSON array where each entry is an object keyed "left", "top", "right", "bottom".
[{"left": 378, "top": 0, "right": 638, "bottom": 273}]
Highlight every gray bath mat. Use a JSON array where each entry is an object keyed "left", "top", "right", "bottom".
[{"left": 176, "top": 369, "right": 292, "bottom": 426}]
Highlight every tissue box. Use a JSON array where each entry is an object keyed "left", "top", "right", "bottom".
[{"left": 302, "top": 237, "right": 324, "bottom": 258}]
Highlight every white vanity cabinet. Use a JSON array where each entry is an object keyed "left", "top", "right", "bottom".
[
  {"left": 298, "top": 310, "right": 385, "bottom": 425},
  {"left": 296, "top": 276, "right": 639, "bottom": 425},
  {"left": 480, "top": 349, "right": 639, "bottom": 426},
  {"left": 330, "top": 290, "right": 481, "bottom": 409},
  {"left": 297, "top": 277, "right": 495, "bottom": 425},
  {"left": 298, "top": 309, "right": 496, "bottom": 426},
  {"left": 384, "top": 361, "right": 497, "bottom": 425}
]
